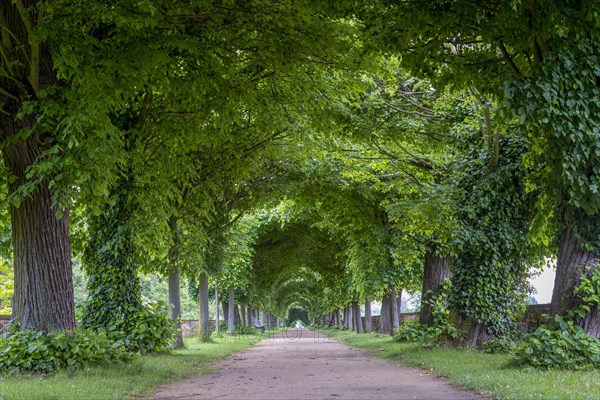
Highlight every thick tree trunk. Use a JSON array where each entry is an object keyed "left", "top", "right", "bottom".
[
  {"left": 397, "top": 290, "right": 403, "bottom": 314},
  {"left": 4, "top": 132, "right": 75, "bottom": 331},
  {"left": 227, "top": 286, "right": 235, "bottom": 335},
  {"left": 420, "top": 249, "right": 452, "bottom": 327},
  {"left": 353, "top": 302, "right": 364, "bottom": 333},
  {"left": 390, "top": 286, "right": 400, "bottom": 333},
  {"left": 364, "top": 299, "right": 372, "bottom": 333},
  {"left": 198, "top": 273, "right": 210, "bottom": 340},
  {"left": 1, "top": 0, "right": 75, "bottom": 333},
  {"left": 168, "top": 266, "right": 183, "bottom": 348},
  {"left": 335, "top": 309, "right": 341, "bottom": 327},
  {"left": 380, "top": 293, "right": 391, "bottom": 335},
  {"left": 552, "top": 223, "right": 600, "bottom": 338},
  {"left": 168, "top": 215, "right": 183, "bottom": 349}
]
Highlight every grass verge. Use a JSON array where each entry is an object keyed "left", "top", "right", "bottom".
[
  {"left": 320, "top": 328, "right": 600, "bottom": 400},
  {"left": 0, "top": 334, "right": 263, "bottom": 400}
]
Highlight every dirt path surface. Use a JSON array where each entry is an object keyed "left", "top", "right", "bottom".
[{"left": 154, "top": 328, "right": 486, "bottom": 400}]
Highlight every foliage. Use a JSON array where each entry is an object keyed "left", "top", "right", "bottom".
[
  {"left": 569, "top": 268, "right": 600, "bottom": 323},
  {"left": 79, "top": 299, "right": 175, "bottom": 355},
  {"left": 0, "top": 326, "right": 132, "bottom": 374},
  {"left": 449, "top": 126, "right": 540, "bottom": 335},
  {"left": 481, "top": 334, "right": 520, "bottom": 355},
  {"left": 233, "top": 325, "right": 256, "bottom": 335},
  {"left": 0, "top": 259, "right": 13, "bottom": 314},
  {"left": 513, "top": 316, "right": 600, "bottom": 371},
  {"left": 394, "top": 284, "right": 458, "bottom": 346},
  {"left": 0, "top": 336, "right": 260, "bottom": 399}
]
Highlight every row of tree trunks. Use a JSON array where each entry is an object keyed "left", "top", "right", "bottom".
[
  {"left": 353, "top": 302, "right": 364, "bottom": 333},
  {"left": 379, "top": 286, "right": 401, "bottom": 335}
]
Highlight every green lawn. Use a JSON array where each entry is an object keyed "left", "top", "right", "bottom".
[
  {"left": 0, "top": 334, "right": 262, "bottom": 400},
  {"left": 320, "top": 328, "right": 600, "bottom": 400}
]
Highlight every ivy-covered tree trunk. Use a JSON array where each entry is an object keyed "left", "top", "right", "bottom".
[
  {"left": 364, "top": 299, "right": 372, "bottom": 333},
  {"left": 227, "top": 286, "right": 235, "bottom": 335},
  {"left": 0, "top": 1, "right": 75, "bottom": 332},
  {"left": 82, "top": 172, "right": 142, "bottom": 331},
  {"left": 198, "top": 273, "right": 210, "bottom": 340},
  {"left": 552, "top": 222, "right": 600, "bottom": 338},
  {"left": 420, "top": 248, "right": 452, "bottom": 327},
  {"left": 168, "top": 215, "right": 183, "bottom": 349},
  {"left": 353, "top": 302, "right": 363, "bottom": 333}
]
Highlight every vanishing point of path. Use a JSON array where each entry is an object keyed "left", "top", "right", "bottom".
[{"left": 154, "top": 328, "right": 486, "bottom": 400}]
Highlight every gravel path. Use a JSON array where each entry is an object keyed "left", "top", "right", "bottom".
[{"left": 154, "top": 328, "right": 487, "bottom": 400}]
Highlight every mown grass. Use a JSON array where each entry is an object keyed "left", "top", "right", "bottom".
[
  {"left": 320, "top": 328, "right": 600, "bottom": 400},
  {"left": 0, "top": 334, "right": 262, "bottom": 400}
]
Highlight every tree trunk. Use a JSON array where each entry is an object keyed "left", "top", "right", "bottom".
[
  {"left": 4, "top": 132, "right": 76, "bottom": 331},
  {"left": 234, "top": 304, "right": 241, "bottom": 325},
  {"left": 222, "top": 301, "right": 229, "bottom": 322},
  {"left": 390, "top": 286, "right": 400, "bottom": 333},
  {"left": 397, "top": 289, "right": 403, "bottom": 315},
  {"left": 420, "top": 248, "right": 452, "bottom": 327},
  {"left": 247, "top": 305, "right": 253, "bottom": 326},
  {"left": 552, "top": 223, "right": 600, "bottom": 337},
  {"left": 81, "top": 170, "right": 142, "bottom": 333},
  {"left": 353, "top": 302, "right": 364, "bottom": 333},
  {"left": 240, "top": 304, "right": 247, "bottom": 326},
  {"left": 168, "top": 215, "right": 183, "bottom": 349},
  {"left": 1, "top": 0, "right": 76, "bottom": 333},
  {"left": 215, "top": 282, "right": 220, "bottom": 334},
  {"left": 380, "top": 293, "right": 391, "bottom": 335},
  {"left": 336, "top": 309, "right": 341, "bottom": 327},
  {"left": 168, "top": 266, "right": 183, "bottom": 348},
  {"left": 227, "top": 286, "right": 235, "bottom": 335},
  {"left": 364, "top": 299, "right": 372, "bottom": 333},
  {"left": 198, "top": 273, "right": 210, "bottom": 340}
]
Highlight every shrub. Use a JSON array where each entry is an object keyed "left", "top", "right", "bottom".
[
  {"left": 482, "top": 334, "right": 519, "bottom": 354},
  {"left": 393, "top": 319, "right": 435, "bottom": 344},
  {"left": 80, "top": 300, "right": 175, "bottom": 355},
  {"left": 234, "top": 325, "right": 256, "bottom": 335},
  {"left": 0, "top": 326, "right": 132, "bottom": 374},
  {"left": 512, "top": 316, "right": 600, "bottom": 370}
]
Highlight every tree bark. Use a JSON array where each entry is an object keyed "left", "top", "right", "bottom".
[
  {"left": 4, "top": 132, "right": 75, "bottom": 331},
  {"left": 168, "top": 266, "right": 183, "bottom": 348},
  {"left": 420, "top": 248, "right": 452, "bottom": 327},
  {"left": 227, "top": 286, "right": 235, "bottom": 335},
  {"left": 390, "top": 286, "right": 400, "bottom": 333},
  {"left": 552, "top": 222, "right": 600, "bottom": 337},
  {"left": 353, "top": 302, "right": 364, "bottom": 333},
  {"left": 215, "top": 282, "right": 220, "bottom": 334},
  {"left": 240, "top": 304, "right": 247, "bottom": 326},
  {"left": 222, "top": 301, "right": 229, "bottom": 322},
  {"left": 380, "top": 293, "right": 391, "bottom": 335},
  {"left": 247, "top": 305, "right": 253, "bottom": 326},
  {"left": 364, "top": 299, "right": 372, "bottom": 333},
  {"left": 335, "top": 309, "right": 341, "bottom": 327},
  {"left": 396, "top": 289, "right": 403, "bottom": 314},
  {"left": 168, "top": 215, "right": 183, "bottom": 349},
  {"left": 1, "top": 0, "right": 75, "bottom": 333},
  {"left": 198, "top": 273, "right": 209, "bottom": 340},
  {"left": 234, "top": 304, "right": 241, "bottom": 325}
]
